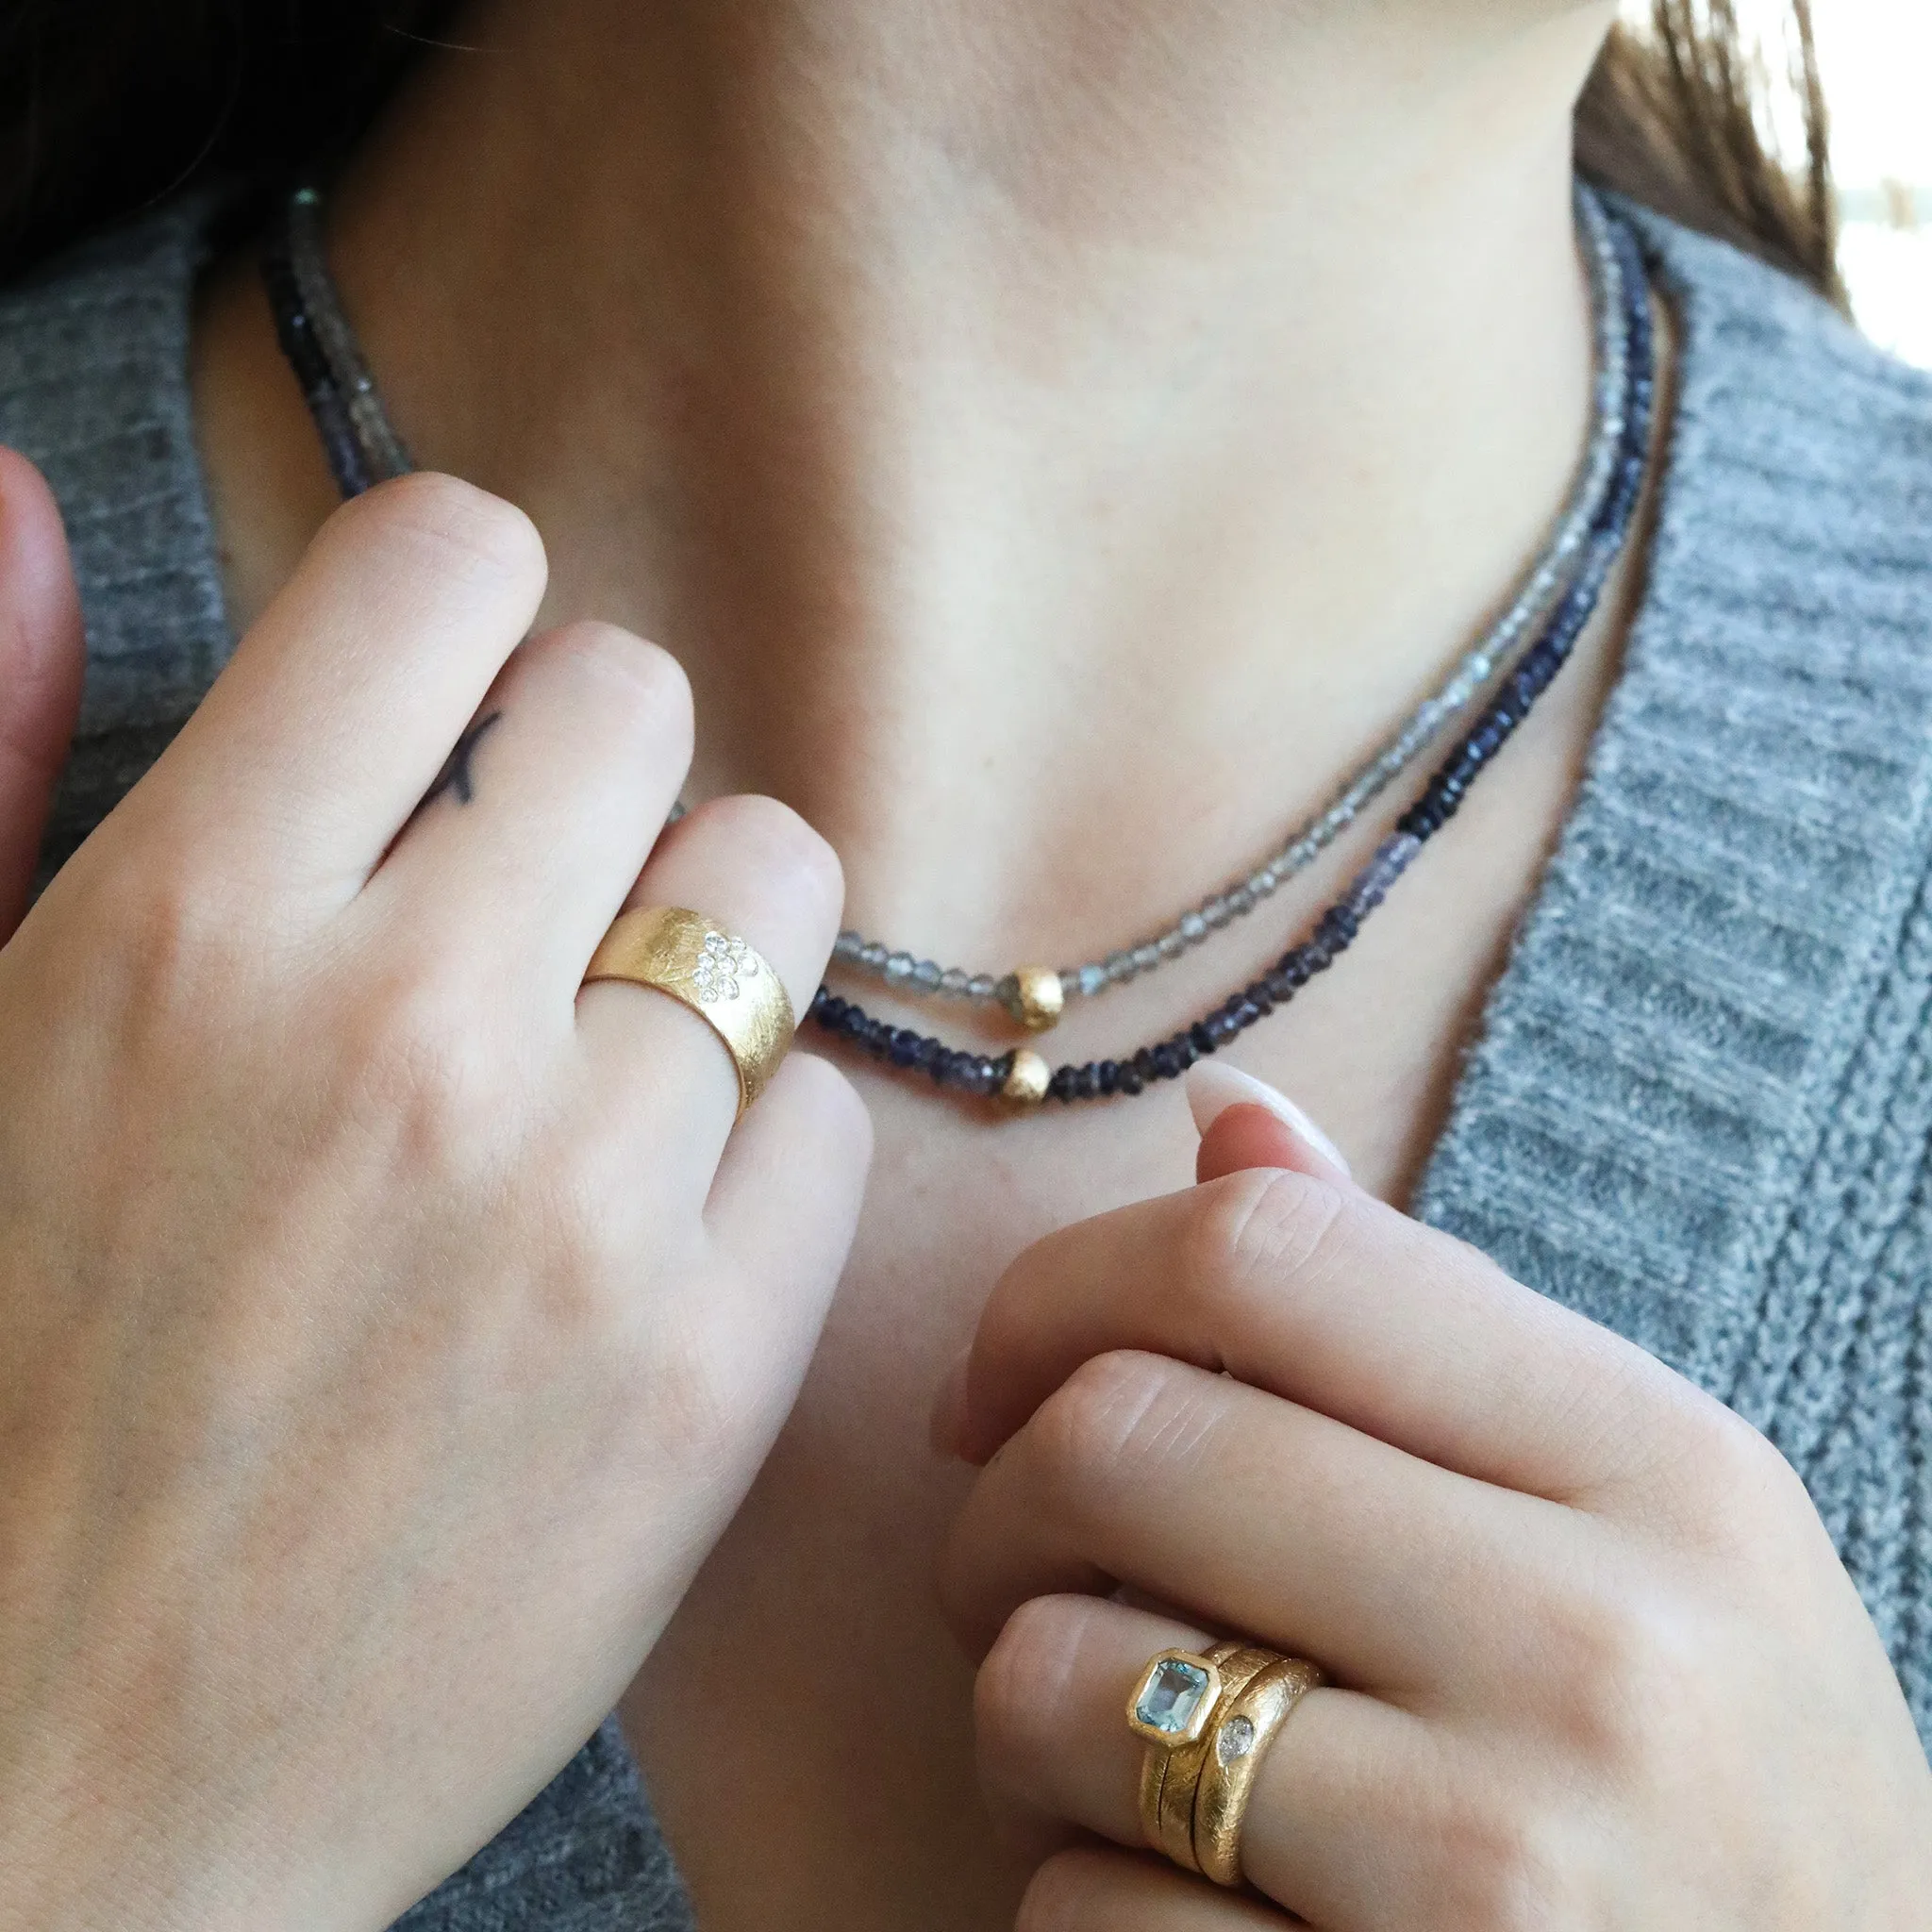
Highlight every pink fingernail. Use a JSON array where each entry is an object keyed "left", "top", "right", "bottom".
[{"left": 1184, "top": 1062, "right": 1352, "bottom": 1179}]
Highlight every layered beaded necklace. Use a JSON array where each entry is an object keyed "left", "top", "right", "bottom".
[{"left": 264, "top": 182, "right": 1655, "bottom": 1112}]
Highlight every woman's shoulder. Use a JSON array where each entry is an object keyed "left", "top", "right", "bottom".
[
  {"left": 1632, "top": 194, "right": 1932, "bottom": 406},
  {"left": 1627, "top": 198, "right": 1932, "bottom": 552}
]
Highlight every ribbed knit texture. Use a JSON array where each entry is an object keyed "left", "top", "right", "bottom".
[
  {"left": 4, "top": 196, "right": 1929, "bottom": 1925},
  {"left": 0, "top": 195, "right": 233, "bottom": 885},
  {"left": 1411, "top": 211, "right": 1932, "bottom": 1726}
]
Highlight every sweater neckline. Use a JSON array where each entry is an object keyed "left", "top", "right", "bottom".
[{"left": 1413, "top": 207, "right": 1932, "bottom": 1407}]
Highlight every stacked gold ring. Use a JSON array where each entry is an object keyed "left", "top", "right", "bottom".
[
  {"left": 1127, "top": 1641, "right": 1324, "bottom": 1890},
  {"left": 583, "top": 907, "right": 795, "bottom": 1116}
]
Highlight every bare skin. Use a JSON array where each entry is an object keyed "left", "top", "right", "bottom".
[{"left": 187, "top": 3, "right": 1671, "bottom": 1924}]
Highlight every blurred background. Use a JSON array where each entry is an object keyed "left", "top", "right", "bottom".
[{"left": 1688, "top": 0, "right": 1932, "bottom": 364}]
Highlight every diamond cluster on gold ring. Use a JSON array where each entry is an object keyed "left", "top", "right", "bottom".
[{"left": 692, "top": 931, "right": 761, "bottom": 1005}]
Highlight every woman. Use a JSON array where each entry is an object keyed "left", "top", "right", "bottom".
[{"left": 0, "top": 1, "right": 1927, "bottom": 1926}]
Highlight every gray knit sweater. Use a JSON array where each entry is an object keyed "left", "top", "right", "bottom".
[{"left": 3, "top": 194, "right": 1930, "bottom": 1929}]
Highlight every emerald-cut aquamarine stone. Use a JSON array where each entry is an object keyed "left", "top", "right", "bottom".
[{"left": 1136, "top": 1657, "right": 1212, "bottom": 1736}]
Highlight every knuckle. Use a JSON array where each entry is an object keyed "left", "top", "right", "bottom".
[
  {"left": 341, "top": 471, "right": 547, "bottom": 593},
  {"left": 1624, "top": 1378, "right": 1807, "bottom": 1552},
  {"left": 333, "top": 967, "right": 508, "bottom": 1169},
  {"left": 974, "top": 1595, "right": 1086, "bottom": 1766},
  {"left": 1436, "top": 1790, "right": 1574, "bottom": 1932},
  {"left": 1026, "top": 1351, "right": 1198, "bottom": 1514},
  {"left": 1181, "top": 1165, "right": 1350, "bottom": 1318},
  {"left": 691, "top": 793, "right": 844, "bottom": 925},
  {"left": 619, "top": 1268, "right": 786, "bottom": 1487},
  {"left": 529, "top": 1170, "right": 650, "bottom": 1336},
  {"left": 87, "top": 858, "right": 265, "bottom": 1030},
  {"left": 1528, "top": 1571, "right": 1710, "bottom": 1784},
  {"left": 544, "top": 622, "right": 694, "bottom": 738},
  {"left": 1674, "top": 1394, "right": 1803, "bottom": 1522},
  {"left": 115, "top": 860, "right": 236, "bottom": 961}
]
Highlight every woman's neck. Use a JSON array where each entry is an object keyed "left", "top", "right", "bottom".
[{"left": 196, "top": 0, "right": 1620, "bottom": 966}]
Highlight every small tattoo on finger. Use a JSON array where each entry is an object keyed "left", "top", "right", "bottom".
[{"left": 423, "top": 710, "right": 504, "bottom": 809}]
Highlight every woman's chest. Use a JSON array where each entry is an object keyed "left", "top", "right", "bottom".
[
  {"left": 616, "top": 903, "right": 1533, "bottom": 1931},
  {"left": 614, "top": 619, "right": 1628, "bottom": 1927}
]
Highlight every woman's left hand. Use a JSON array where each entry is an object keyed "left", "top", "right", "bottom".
[{"left": 937, "top": 1069, "right": 1932, "bottom": 1929}]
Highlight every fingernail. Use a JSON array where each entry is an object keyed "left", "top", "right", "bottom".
[
  {"left": 930, "top": 1347, "right": 972, "bottom": 1458},
  {"left": 1184, "top": 1062, "right": 1352, "bottom": 1179}
]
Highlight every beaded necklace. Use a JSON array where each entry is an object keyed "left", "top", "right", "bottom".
[
  {"left": 266, "top": 181, "right": 1630, "bottom": 1039},
  {"left": 816, "top": 209, "right": 1654, "bottom": 1108},
  {"left": 262, "top": 186, "right": 1654, "bottom": 1111}
]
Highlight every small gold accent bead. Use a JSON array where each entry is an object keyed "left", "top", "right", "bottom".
[
  {"left": 1002, "top": 1048, "right": 1051, "bottom": 1108},
  {"left": 1003, "top": 965, "right": 1066, "bottom": 1033}
]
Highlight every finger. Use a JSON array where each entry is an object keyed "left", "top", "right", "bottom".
[
  {"left": 575, "top": 792, "right": 842, "bottom": 1197},
  {"left": 370, "top": 621, "right": 693, "bottom": 995},
  {"left": 978, "top": 1593, "right": 1216, "bottom": 1851},
  {"left": 1189, "top": 1061, "right": 1353, "bottom": 1189},
  {"left": 697, "top": 1049, "right": 872, "bottom": 1391},
  {"left": 145, "top": 475, "right": 547, "bottom": 891},
  {"left": 951, "top": 1163, "right": 1699, "bottom": 1507},
  {"left": 0, "top": 450, "right": 83, "bottom": 934},
  {"left": 940, "top": 1349, "right": 1574, "bottom": 1690},
  {"left": 1017, "top": 1845, "right": 1287, "bottom": 1931},
  {"left": 980, "top": 1591, "right": 1476, "bottom": 1931}
]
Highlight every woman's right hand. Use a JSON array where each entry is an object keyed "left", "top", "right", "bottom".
[{"left": 0, "top": 470, "right": 871, "bottom": 1932}]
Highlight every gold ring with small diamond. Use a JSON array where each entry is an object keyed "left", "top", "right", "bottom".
[{"left": 583, "top": 907, "right": 795, "bottom": 1116}]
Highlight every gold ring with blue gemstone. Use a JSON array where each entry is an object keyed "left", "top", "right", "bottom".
[
  {"left": 1127, "top": 1639, "right": 1325, "bottom": 1882},
  {"left": 1129, "top": 1642, "right": 1237, "bottom": 1866}
]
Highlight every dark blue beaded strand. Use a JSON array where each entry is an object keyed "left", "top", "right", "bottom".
[
  {"left": 802, "top": 209, "right": 1657, "bottom": 1108},
  {"left": 262, "top": 186, "right": 1655, "bottom": 1114},
  {"left": 260, "top": 240, "right": 374, "bottom": 497}
]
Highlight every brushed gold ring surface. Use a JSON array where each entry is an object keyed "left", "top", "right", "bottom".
[
  {"left": 1191, "top": 1655, "right": 1325, "bottom": 1890},
  {"left": 1131, "top": 1643, "right": 1239, "bottom": 1859},
  {"left": 1154, "top": 1647, "right": 1281, "bottom": 1873},
  {"left": 583, "top": 907, "right": 795, "bottom": 1115}
]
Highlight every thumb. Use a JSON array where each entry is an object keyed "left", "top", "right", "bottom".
[
  {"left": 1186, "top": 1061, "right": 1353, "bottom": 1188},
  {"left": 0, "top": 448, "right": 84, "bottom": 940}
]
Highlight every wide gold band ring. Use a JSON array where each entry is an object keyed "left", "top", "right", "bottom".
[
  {"left": 583, "top": 907, "right": 795, "bottom": 1116},
  {"left": 1127, "top": 1641, "right": 1325, "bottom": 1890}
]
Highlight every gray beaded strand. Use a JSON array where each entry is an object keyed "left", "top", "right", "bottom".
[
  {"left": 273, "top": 175, "right": 1626, "bottom": 1032},
  {"left": 284, "top": 189, "right": 414, "bottom": 485},
  {"left": 833, "top": 182, "right": 1630, "bottom": 1018}
]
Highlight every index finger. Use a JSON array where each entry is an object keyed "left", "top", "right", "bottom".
[
  {"left": 951, "top": 1161, "right": 1714, "bottom": 1507},
  {"left": 142, "top": 474, "right": 547, "bottom": 893}
]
